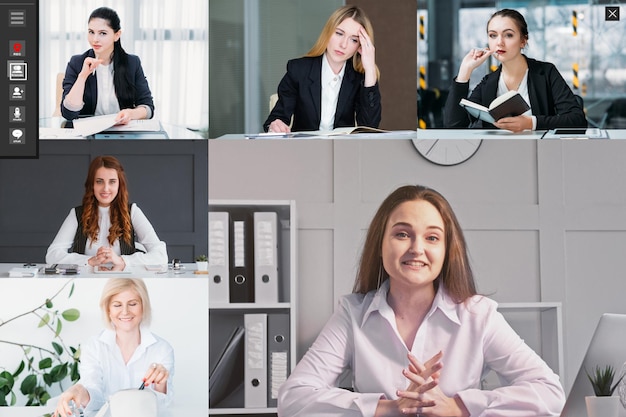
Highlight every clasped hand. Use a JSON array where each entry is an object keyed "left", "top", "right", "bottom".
[
  {"left": 395, "top": 351, "right": 468, "bottom": 417},
  {"left": 88, "top": 246, "right": 125, "bottom": 270}
]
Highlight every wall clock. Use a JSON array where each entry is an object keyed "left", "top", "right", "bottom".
[{"left": 411, "top": 139, "right": 482, "bottom": 166}]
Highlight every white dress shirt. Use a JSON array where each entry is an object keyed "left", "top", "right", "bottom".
[
  {"left": 319, "top": 53, "right": 346, "bottom": 132},
  {"left": 497, "top": 69, "right": 537, "bottom": 130},
  {"left": 278, "top": 280, "right": 565, "bottom": 417},
  {"left": 80, "top": 327, "right": 174, "bottom": 412},
  {"left": 46, "top": 203, "right": 168, "bottom": 266},
  {"left": 94, "top": 63, "right": 121, "bottom": 116}
]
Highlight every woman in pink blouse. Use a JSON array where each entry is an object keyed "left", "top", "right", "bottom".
[{"left": 278, "top": 185, "right": 565, "bottom": 417}]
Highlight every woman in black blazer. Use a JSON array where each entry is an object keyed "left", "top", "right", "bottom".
[
  {"left": 263, "top": 5, "right": 381, "bottom": 133},
  {"left": 444, "top": 9, "right": 586, "bottom": 132},
  {"left": 61, "top": 7, "right": 154, "bottom": 123}
]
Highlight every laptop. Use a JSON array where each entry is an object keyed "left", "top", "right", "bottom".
[{"left": 560, "top": 313, "right": 626, "bottom": 417}]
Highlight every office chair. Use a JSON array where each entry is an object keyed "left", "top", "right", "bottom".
[
  {"left": 269, "top": 93, "right": 278, "bottom": 112},
  {"left": 600, "top": 98, "right": 626, "bottom": 129},
  {"left": 52, "top": 72, "right": 64, "bottom": 117},
  {"left": 268, "top": 93, "right": 293, "bottom": 128}
]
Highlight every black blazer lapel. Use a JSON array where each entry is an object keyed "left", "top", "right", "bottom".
[
  {"left": 483, "top": 67, "right": 500, "bottom": 104},
  {"left": 307, "top": 56, "right": 323, "bottom": 125},
  {"left": 336, "top": 64, "right": 357, "bottom": 126},
  {"left": 526, "top": 58, "right": 548, "bottom": 116}
]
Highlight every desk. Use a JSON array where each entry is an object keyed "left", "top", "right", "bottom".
[
  {"left": 39, "top": 118, "right": 204, "bottom": 139},
  {"left": 417, "top": 128, "right": 626, "bottom": 139},
  {"left": 3, "top": 406, "right": 207, "bottom": 417},
  {"left": 417, "top": 129, "right": 546, "bottom": 139},
  {"left": 216, "top": 130, "right": 417, "bottom": 140},
  {"left": 0, "top": 263, "right": 207, "bottom": 278}
]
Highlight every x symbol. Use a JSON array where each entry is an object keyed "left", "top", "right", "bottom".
[{"left": 606, "top": 6, "right": 620, "bottom": 21}]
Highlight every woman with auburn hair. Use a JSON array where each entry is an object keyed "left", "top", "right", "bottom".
[
  {"left": 54, "top": 278, "right": 174, "bottom": 416},
  {"left": 278, "top": 185, "right": 565, "bottom": 416},
  {"left": 46, "top": 155, "right": 167, "bottom": 270},
  {"left": 263, "top": 5, "right": 381, "bottom": 133}
]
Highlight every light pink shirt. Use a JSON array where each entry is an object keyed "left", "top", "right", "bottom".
[{"left": 278, "top": 281, "right": 565, "bottom": 417}]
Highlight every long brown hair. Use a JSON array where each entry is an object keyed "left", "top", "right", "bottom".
[
  {"left": 353, "top": 185, "right": 476, "bottom": 303},
  {"left": 82, "top": 155, "right": 132, "bottom": 246},
  {"left": 305, "top": 5, "right": 379, "bottom": 78}
]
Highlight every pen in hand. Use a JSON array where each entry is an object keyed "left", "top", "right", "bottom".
[{"left": 139, "top": 379, "right": 146, "bottom": 390}]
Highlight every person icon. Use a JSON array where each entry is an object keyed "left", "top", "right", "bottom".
[{"left": 13, "top": 87, "right": 22, "bottom": 97}]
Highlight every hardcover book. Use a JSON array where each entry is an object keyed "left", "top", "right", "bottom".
[{"left": 460, "top": 90, "right": 530, "bottom": 124}]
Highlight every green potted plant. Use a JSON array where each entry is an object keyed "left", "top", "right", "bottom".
[
  {"left": 195, "top": 254, "right": 208, "bottom": 273},
  {"left": 585, "top": 365, "right": 624, "bottom": 417}
]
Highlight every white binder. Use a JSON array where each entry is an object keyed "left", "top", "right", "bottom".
[
  {"left": 209, "top": 212, "right": 229, "bottom": 303},
  {"left": 253, "top": 212, "right": 279, "bottom": 303},
  {"left": 244, "top": 313, "right": 267, "bottom": 408}
]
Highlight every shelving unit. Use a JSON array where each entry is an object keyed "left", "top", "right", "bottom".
[{"left": 209, "top": 200, "right": 296, "bottom": 416}]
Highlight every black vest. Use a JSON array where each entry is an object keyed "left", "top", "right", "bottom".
[{"left": 70, "top": 205, "right": 143, "bottom": 255}]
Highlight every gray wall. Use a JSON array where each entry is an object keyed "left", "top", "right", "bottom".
[
  {"left": 208, "top": 138, "right": 626, "bottom": 393},
  {"left": 0, "top": 140, "right": 208, "bottom": 263}
]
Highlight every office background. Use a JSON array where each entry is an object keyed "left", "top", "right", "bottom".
[
  {"left": 39, "top": 0, "right": 209, "bottom": 134},
  {"left": 0, "top": 140, "right": 208, "bottom": 264},
  {"left": 0, "top": 278, "right": 208, "bottom": 410},
  {"left": 209, "top": 0, "right": 417, "bottom": 138},
  {"left": 418, "top": 0, "right": 626, "bottom": 129},
  {"left": 209, "top": 138, "right": 626, "bottom": 395}
]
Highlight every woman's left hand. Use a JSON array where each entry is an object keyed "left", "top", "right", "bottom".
[
  {"left": 358, "top": 27, "right": 376, "bottom": 87},
  {"left": 493, "top": 115, "right": 532, "bottom": 133},
  {"left": 114, "top": 109, "right": 133, "bottom": 125},
  {"left": 143, "top": 363, "right": 169, "bottom": 394}
]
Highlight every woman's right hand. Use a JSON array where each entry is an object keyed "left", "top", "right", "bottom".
[
  {"left": 457, "top": 48, "right": 493, "bottom": 82},
  {"left": 54, "top": 384, "right": 90, "bottom": 417},
  {"left": 267, "top": 119, "right": 291, "bottom": 133},
  {"left": 79, "top": 57, "right": 103, "bottom": 78}
]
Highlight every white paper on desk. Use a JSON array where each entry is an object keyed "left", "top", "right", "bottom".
[
  {"left": 103, "top": 118, "right": 162, "bottom": 132},
  {"left": 72, "top": 114, "right": 118, "bottom": 136},
  {"left": 39, "top": 127, "right": 84, "bottom": 139}
]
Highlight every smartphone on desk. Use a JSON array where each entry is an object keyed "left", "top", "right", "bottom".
[{"left": 44, "top": 264, "right": 79, "bottom": 275}]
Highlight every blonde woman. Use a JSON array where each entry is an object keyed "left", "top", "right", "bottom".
[
  {"left": 54, "top": 278, "right": 174, "bottom": 416},
  {"left": 263, "top": 5, "right": 381, "bottom": 133}
]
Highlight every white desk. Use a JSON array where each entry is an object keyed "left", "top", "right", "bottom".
[
  {"left": 0, "top": 263, "right": 206, "bottom": 278},
  {"left": 417, "top": 128, "right": 626, "bottom": 139},
  {"left": 216, "top": 130, "right": 417, "bottom": 140},
  {"left": 3, "top": 405, "right": 206, "bottom": 417},
  {"left": 40, "top": 117, "right": 205, "bottom": 139},
  {"left": 417, "top": 129, "right": 546, "bottom": 139},
  {"left": 606, "top": 129, "right": 626, "bottom": 139}
]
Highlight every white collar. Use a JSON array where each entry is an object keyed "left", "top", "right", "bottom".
[
  {"left": 361, "top": 280, "right": 461, "bottom": 327},
  {"left": 321, "top": 53, "right": 346, "bottom": 84}
]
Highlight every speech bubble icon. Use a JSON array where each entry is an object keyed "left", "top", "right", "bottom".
[{"left": 12, "top": 129, "right": 23, "bottom": 139}]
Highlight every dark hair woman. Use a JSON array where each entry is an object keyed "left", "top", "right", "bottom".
[{"left": 61, "top": 7, "right": 155, "bottom": 124}]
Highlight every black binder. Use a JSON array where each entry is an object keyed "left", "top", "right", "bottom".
[
  {"left": 267, "top": 312, "right": 290, "bottom": 407},
  {"left": 229, "top": 209, "right": 255, "bottom": 303}
]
